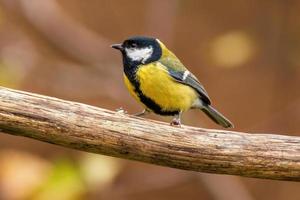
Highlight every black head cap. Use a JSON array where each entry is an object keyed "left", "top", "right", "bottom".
[
  {"left": 122, "top": 36, "right": 157, "bottom": 48},
  {"left": 112, "top": 36, "right": 162, "bottom": 65}
]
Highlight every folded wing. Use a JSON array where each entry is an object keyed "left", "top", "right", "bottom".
[{"left": 158, "top": 58, "right": 211, "bottom": 105}]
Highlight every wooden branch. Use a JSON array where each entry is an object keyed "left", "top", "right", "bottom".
[{"left": 0, "top": 87, "right": 299, "bottom": 181}]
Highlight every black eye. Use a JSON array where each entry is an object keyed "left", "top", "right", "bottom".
[{"left": 131, "top": 43, "right": 138, "bottom": 48}]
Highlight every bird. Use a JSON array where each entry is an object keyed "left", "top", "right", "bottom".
[{"left": 111, "top": 36, "right": 233, "bottom": 128}]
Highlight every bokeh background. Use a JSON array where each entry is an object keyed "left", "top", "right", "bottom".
[{"left": 0, "top": 0, "right": 300, "bottom": 199}]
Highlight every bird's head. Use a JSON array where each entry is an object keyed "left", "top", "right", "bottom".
[{"left": 111, "top": 36, "right": 163, "bottom": 65}]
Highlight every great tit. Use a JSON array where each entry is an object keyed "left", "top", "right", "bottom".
[{"left": 111, "top": 36, "right": 233, "bottom": 128}]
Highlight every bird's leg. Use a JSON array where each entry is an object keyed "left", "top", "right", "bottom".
[
  {"left": 134, "top": 109, "right": 150, "bottom": 117},
  {"left": 170, "top": 111, "right": 182, "bottom": 127}
]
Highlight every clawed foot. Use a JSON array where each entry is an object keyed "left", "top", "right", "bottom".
[
  {"left": 170, "top": 118, "right": 181, "bottom": 127},
  {"left": 116, "top": 107, "right": 127, "bottom": 114},
  {"left": 170, "top": 111, "right": 182, "bottom": 127},
  {"left": 134, "top": 109, "right": 149, "bottom": 117}
]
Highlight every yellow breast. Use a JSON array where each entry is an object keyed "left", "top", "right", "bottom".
[{"left": 136, "top": 62, "right": 198, "bottom": 112}]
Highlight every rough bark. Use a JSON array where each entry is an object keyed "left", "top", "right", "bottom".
[{"left": 0, "top": 87, "right": 299, "bottom": 181}]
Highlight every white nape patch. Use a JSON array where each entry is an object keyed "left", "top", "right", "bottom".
[
  {"left": 125, "top": 46, "right": 153, "bottom": 63},
  {"left": 182, "top": 70, "right": 190, "bottom": 80}
]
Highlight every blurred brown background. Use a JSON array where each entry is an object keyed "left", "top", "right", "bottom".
[{"left": 0, "top": 0, "right": 299, "bottom": 199}]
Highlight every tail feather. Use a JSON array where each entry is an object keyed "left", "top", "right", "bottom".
[{"left": 201, "top": 105, "right": 233, "bottom": 128}]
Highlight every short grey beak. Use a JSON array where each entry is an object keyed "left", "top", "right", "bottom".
[{"left": 111, "top": 43, "right": 123, "bottom": 50}]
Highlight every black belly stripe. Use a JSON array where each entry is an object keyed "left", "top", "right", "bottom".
[
  {"left": 124, "top": 67, "right": 179, "bottom": 116},
  {"left": 135, "top": 85, "right": 179, "bottom": 116}
]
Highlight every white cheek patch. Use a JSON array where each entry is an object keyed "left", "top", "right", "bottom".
[{"left": 125, "top": 46, "right": 153, "bottom": 63}]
